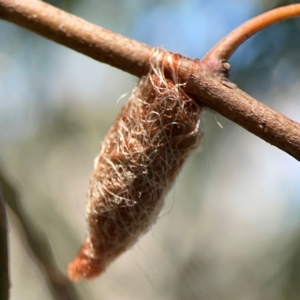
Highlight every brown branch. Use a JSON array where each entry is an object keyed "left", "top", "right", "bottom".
[
  {"left": 203, "top": 4, "right": 300, "bottom": 62},
  {"left": 0, "top": 0, "right": 152, "bottom": 77},
  {"left": 179, "top": 58, "right": 300, "bottom": 161},
  {"left": 0, "top": 170, "right": 81, "bottom": 300},
  {"left": 0, "top": 186, "right": 9, "bottom": 300},
  {"left": 0, "top": 0, "right": 300, "bottom": 160}
]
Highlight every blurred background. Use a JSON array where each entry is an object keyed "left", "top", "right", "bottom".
[{"left": 1, "top": 0, "right": 300, "bottom": 299}]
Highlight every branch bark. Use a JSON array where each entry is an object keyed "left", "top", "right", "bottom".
[
  {"left": 0, "top": 0, "right": 152, "bottom": 77},
  {"left": 0, "top": 0, "right": 300, "bottom": 161},
  {"left": 203, "top": 4, "right": 300, "bottom": 63}
]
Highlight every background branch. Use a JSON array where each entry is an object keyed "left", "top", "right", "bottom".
[
  {"left": 0, "top": 171, "right": 81, "bottom": 300},
  {"left": 0, "top": 186, "right": 9, "bottom": 300}
]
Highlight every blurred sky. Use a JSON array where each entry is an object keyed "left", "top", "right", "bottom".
[{"left": 1, "top": 0, "right": 300, "bottom": 299}]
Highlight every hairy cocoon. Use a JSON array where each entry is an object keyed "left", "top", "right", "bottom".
[{"left": 68, "top": 52, "right": 203, "bottom": 281}]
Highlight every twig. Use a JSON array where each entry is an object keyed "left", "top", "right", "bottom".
[
  {"left": 0, "top": 171, "right": 81, "bottom": 300},
  {"left": 203, "top": 4, "right": 300, "bottom": 63},
  {"left": 0, "top": 0, "right": 300, "bottom": 161},
  {"left": 0, "top": 186, "right": 9, "bottom": 300}
]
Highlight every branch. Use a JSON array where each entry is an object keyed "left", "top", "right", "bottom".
[
  {"left": 0, "top": 186, "right": 9, "bottom": 300},
  {"left": 181, "top": 59, "right": 300, "bottom": 161},
  {"left": 0, "top": 171, "right": 81, "bottom": 300},
  {"left": 0, "top": 0, "right": 152, "bottom": 77},
  {"left": 0, "top": 0, "right": 300, "bottom": 160},
  {"left": 203, "top": 4, "right": 300, "bottom": 63}
]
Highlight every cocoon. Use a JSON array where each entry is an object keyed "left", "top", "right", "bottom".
[{"left": 68, "top": 52, "right": 203, "bottom": 281}]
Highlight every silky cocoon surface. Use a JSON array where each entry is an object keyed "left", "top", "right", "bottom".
[{"left": 68, "top": 52, "right": 203, "bottom": 281}]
